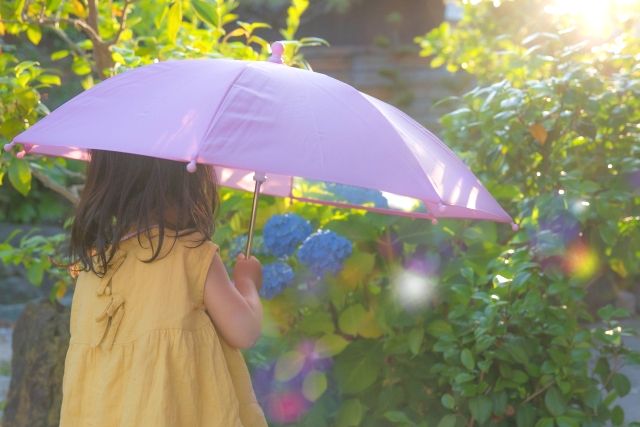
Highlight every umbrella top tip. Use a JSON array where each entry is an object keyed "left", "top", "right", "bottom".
[
  {"left": 3, "top": 142, "right": 15, "bottom": 152},
  {"left": 268, "top": 41, "right": 285, "bottom": 64}
]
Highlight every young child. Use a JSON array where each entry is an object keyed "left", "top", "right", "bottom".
[{"left": 60, "top": 150, "right": 268, "bottom": 426}]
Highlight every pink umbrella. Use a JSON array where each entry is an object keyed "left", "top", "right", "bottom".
[{"left": 6, "top": 42, "right": 516, "bottom": 255}]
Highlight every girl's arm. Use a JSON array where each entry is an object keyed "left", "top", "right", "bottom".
[{"left": 203, "top": 253, "right": 263, "bottom": 349}]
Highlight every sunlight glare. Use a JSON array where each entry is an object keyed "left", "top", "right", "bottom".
[
  {"left": 392, "top": 270, "right": 437, "bottom": 311},
  {"left": 545, "top": 0, "right": 638, "bottom": 38},
  {"left": 382, "top": 191, "right": 420, "bottom": 212}
]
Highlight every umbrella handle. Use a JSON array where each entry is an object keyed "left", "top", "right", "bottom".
[{"left": 245, "top": 172, "right": 267, "bottom": 258}]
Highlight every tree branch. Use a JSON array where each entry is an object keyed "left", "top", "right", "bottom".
[
  {"left": 87, "top": 0, "right": 99, "bottom": 37},
  {"left": 109, "top": 0, "right": 132, "bottom": 46},
  {"left": 523, "top": 381, "right": 553, "bottom": 404},
  {"left": 31, "top": 168, "right": 80, "bottom": 206},
  {"left": 47, "top": 25, "right": 89, "bottom": 59}
]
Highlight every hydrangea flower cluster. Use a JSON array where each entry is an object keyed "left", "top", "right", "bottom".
[
  {"left": 263, "top": 214, "right": 313, "bottom": 257},
  {"left": 229, "top": 235, "right": 266, "bottom": 259},
  {"left": 260, "top": 261, "right": 295, "bottom": 299},
  {"left": 326, "top": 183, "right": 389, "bottom": 208},
  {"left": 297, "top": 230, "right": 353, "bottom": 276}
]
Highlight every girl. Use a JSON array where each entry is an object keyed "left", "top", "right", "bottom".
[{"left": 60, "top": 150, "right": 268, "bottom": 427}]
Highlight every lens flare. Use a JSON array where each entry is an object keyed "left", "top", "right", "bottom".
[
  {"left": 544, "top": 0, "right": 638, "bottom": 38},
  {"left": 267, "top": 391, "right": 309, "bottom": 424},
  {"left": 563, "top": 241, "right": 600, "bottom": 280},
  {"left": 392, "top": 269, "right": 437, "bottom": 311}
]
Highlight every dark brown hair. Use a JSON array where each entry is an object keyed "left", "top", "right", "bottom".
[{"left": 69, "top": 150, "right": 218, "bottom": 276}]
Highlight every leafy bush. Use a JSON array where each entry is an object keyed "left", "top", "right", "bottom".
[{"left": 238, "top": 2, "right": 640, "bottom": 426}]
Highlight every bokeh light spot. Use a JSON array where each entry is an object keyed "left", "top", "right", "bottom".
[
  {"left": 563, "top": 241, "right": 600, "bottom": 280},
  {"left": 267, "top": 391, "right": 308, "bottom": 424},
  {"left": 392, "top": 269, "right": 437, "bottom": 311}
]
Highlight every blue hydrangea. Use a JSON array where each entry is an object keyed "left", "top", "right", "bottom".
[
  {"left": 297, "top": 230, "right": 353, "bottom": 276},
  {"left": 327, "top": 183, "right": 389, "bottom": 208},
  {"left": 229, "top": 235, "right": 266, "bottom": 259},
  {"left": 260, "top": 261, "right": 295, "bottom": 299},
  {"left": 263, "top": 214, "right": 313, "bottom": 257}
]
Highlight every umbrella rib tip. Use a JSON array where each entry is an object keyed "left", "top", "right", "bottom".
[{"left": 186, "top": 159, "right": 197, "bottom": 173}]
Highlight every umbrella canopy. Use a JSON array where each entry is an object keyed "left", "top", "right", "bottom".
[{"left": 8, "top": 46, "right": 514, "bottom": 229}]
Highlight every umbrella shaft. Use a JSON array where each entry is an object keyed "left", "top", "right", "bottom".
[{"left": 245, "top": 175, "right": 265, "bottom": 258}]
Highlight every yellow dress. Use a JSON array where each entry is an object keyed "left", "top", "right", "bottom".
[{"left": 60, "top": 231, "right": 268, "bottom": 427}]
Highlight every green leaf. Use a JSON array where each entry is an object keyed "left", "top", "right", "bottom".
[
  {"left": 492, "top": 391, "right": 508, "bottom": 415},
  {"left": 314, "top": 334, "right": 349, "bottom": 357},
  {"left": 516, "top": 404, "right": 536, "bottom": 427},
  {"left": 71, "top": 56, "right": 92, "bottom": 76},
  {"left": 469, "top": 395, "right": 492, "bottom": 424},
  {"left": 426, "top": 319, "right": 453, "bottom": 337},
  {"left": 302, "top": 370, "right": 327, "bottom": 402},
  {"left": 583, "top": 386, "right": 601, "bottom": 409},
  {"left": 167, "top": 0, "right": 183, "bottom": 42},
  {"left": 437, "top": 414, "right": 457, "bottom": 427},
  {"left": 461, "top": 348, "right": 475, "bottom": 370},
  {"left": 274, "top": 351, "right": 305, "bottom": 382},
  {"left": 594, "top": 357, "right": 610, "bottom": 382},
  {"left": 191, "top": 0, "right": 217, "bottom": 27},
  {"left": 39, "top": 74, "right": 61, "bottom": 86},
  {"left": 533, "top": 418, "right": 554, "bottom": 427},
  {"left": 15, "top": 61, "right": 39, "bottom": 75},
  {"left": 335, "top": 343, "right": 380, "bottom": 394},
  {"left": 299, "top": 310, "right": 334, "bottom": 335},
  {"left": 544, "top": 386, "right": 566, "bottom": 416},
  {"left": 8, "top": 159, "right": 31, "bottom": 196},
  {"left": 50, "top": 50, "right": 69, "bottom": 61},
  {"left": 611, "top": 405, "right": 624, "bottom": 426},
  {"left": 384, "top": 411, "right": 412, "bottom": 424},
  {"left": 408, "top": 327, "right": 424, "bottom": 355},
  {"left": 26, "top": 25, "right": 42, "bottom": 45},
  {"left": 338, "top": 304, "right": 366, "bottom": 335},
  {"left": 506, "top": 343, "right": 529, "bottom": 365},
  {"left": 460, "top": 266, "right": 474, "bottom": 282},
  {"left": 26, "top": 258, "right": 45, "bottom": 285},
  {"left": 441, "top": 393, "right": 455, "bottom": 410},
  {"left": 454, "top": 372, "right": 475, "bottom": 383},
  {"left": 612, "top": 373, "right": 631, "bottom": 397},
  {"left": 556, "top": 416, "right": 580, "bottom": 427},
  {"left": 336, "top": 399, "right": 363, "bottom": 427}
]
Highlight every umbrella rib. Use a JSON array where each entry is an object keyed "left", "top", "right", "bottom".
[
  {"left": 358, "top": 94, "right": 445, "bottom": 206},
  {"left": 200, "top": 66, "right": 250, "bottom": 152}
]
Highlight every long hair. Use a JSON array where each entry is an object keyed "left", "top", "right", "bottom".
[{"left": 69, "top": 150, "right": 218, "bottom": 276}]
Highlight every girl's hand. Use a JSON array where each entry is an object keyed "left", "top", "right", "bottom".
[
  {"left": 204, "top": 251, "right": 263, "bottom": 349},
  {"left": 233, "top": 254, "right": 263, "bottom": 291}
]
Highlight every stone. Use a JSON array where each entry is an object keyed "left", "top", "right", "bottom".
[
  {"left": 2, "top": 300, "right": 69, "bottom": 427},
  {"left": 0, "top": 277, "right": 42, "bottom": 305},
  {"left": 0, "top": 305, "right": 26, "bottom": 325}
]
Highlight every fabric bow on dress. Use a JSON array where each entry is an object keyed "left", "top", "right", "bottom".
[{"left": 94, "top": 252, "right": 127, "bottom": 350}]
